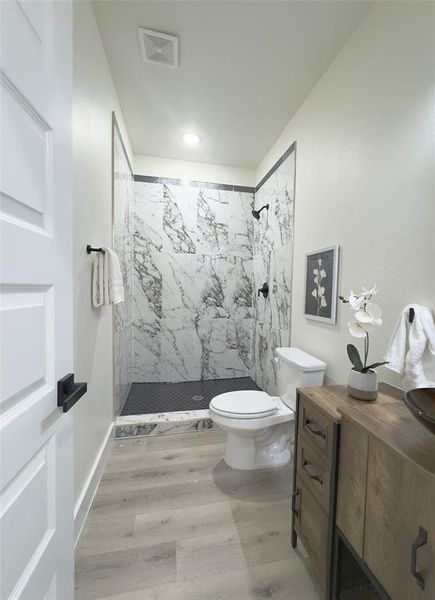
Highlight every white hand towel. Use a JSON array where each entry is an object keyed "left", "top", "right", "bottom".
[
  {"left": 92, "top": 250, "right": 106, "bottom": 308},
  {"left": 106, "top": 247, "right": 125, "bottom": 304},
  {"left": 384, "top": 304, "right": 435, "bottom": 389},
  {"left": 91, "top": 247, "right": 124, "bottom": 307}
]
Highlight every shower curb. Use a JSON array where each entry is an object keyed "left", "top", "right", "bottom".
[{"left": 114, "top": 409, "right": 217, "bottom": 438}]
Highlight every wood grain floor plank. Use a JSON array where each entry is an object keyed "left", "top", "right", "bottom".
[
  {"left": 90, "top": 462, "right": 290, "bottom": 518},
  {"left": 104, "top": 442, "right": 225, "bottom": 473},
  {"left": 145, "top": 428, "right": 226, "bottom": 451},
  {"left": 75, "top": 429, "right": 321, "bottom": 600},
  {"left": 75, "top": 542, "right": 176, "bottom": 600},
  {"left": 76, "top": 514, "right": 135, "bottom": 557},
  {"left": 99, "top": 557, "right": 322, "bottom": 600},
  {"left": 176, "top": 528, "right": 247, "bottom": 581},
  {"left": 133, "top": 500, "right": 234, "bottom": 546},
  {"left": 97, "top": 459, "right": 228, "bottom": 494}
]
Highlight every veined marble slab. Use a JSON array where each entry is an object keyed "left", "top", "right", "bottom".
[
  {"left": 114, "top": 409, "right": 217, "bottom": 438},
  {"left": 251, "top": 147, "right": 295, "bottom": 395},
  {"left": 133, "top": 180, "right": 254, "bottom": 383}
]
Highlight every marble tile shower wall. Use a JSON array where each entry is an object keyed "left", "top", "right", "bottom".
[
  {"left": 113, "top": 131, "right": 134, "bottom": 414},
  {"left": 251, "top": 149, "right": 295, "bottom": 394},
  {"left": 133, "top": 181, "right": 255, "bottom": 383}
]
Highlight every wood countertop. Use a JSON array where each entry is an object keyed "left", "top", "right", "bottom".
[
  {"left": 297, "top": 382, "right": 400, "bottom": 423},
  {"left": 298, "top": 383, "right": 435, "bottom": 479}
]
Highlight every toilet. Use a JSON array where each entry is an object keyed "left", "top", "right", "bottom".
[{"left": 209, "top": 347, "right": 326, "bottom": 470}]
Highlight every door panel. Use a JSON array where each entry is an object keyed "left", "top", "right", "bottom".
[
  {"left": 364, "top": 437, "right": 435, "bottom": 599},
  {"left": 1, "top": 74, "right": 53, "bottom": 231},
  {"left": 0, "top": 0, "right": 51, "bottom": 117},
  {"left": 336, "top": 416, "right": 368, "bottom": 558},
  {"left": 294, "top": 476, "right": 328, "bottom": 586},
  {"left": 0, "top": 1, "right": 74, "bottom": 598}
]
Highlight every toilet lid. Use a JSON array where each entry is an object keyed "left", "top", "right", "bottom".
[{"left": 210, "top": 391, "right": 276, "bottom": 419}]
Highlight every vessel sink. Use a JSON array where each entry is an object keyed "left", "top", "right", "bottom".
[{"left": 403, "top": 388, "right": 435, "bottom": 435}]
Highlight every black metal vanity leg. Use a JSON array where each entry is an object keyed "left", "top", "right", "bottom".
[{"left": 291, "top": 393, "right": 301, "bottom": 550}]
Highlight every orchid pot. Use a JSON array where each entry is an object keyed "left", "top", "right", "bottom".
[
  {"left": 348, "top": 368, "right": 378, "bottom": 401},
  {"left": 339, "top": 285, "right": 388, "bottom": 402}
]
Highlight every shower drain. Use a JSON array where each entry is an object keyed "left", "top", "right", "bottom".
[{"left": 192, "top": 395, "right": 204, "bottom": 402}]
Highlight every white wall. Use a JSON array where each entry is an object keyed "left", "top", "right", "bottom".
[
  {"left": 134, "top": 154, "right": 255, "bottom": 187},
  {"left": 257, "top": 2, "right": 435, "bottom": 385},
  {"left": 73, "top": 0, "right": 132, "bottom": 524}
]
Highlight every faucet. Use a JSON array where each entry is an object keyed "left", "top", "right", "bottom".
[{"left": 257, "top": 282, "right": 269, "bottom": 299}]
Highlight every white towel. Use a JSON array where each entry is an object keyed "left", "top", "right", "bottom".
[
  {"left": 384, "top": 304, "right": 435, "bottom": 389},
  {"left": 91, "top": 247, "right": 124, "bottom": 307},
  {"left": 106, "top": 247, "right": 124, "bottom": 304},
  {"left": 92, "top": 250, "right": 105, "bottom": 307}
]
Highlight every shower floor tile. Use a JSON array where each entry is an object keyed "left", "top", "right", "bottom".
[{"left": 121, "top": 377, "right": 261, "bottom": 415}]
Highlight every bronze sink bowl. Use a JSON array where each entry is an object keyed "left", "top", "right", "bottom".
[{"left": 403, "top": 388, "right": 435, "bottom": 435}]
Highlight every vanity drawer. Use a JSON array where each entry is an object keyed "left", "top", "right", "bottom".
[
  {"left": 298, "top": 395, "right": 334, "bottom": 464},
  {"left": 293, "top": 476, "right": 328, "bottom": 586},
  {"left": 297, "top": 434, "right": 331, "bottom": 514}
]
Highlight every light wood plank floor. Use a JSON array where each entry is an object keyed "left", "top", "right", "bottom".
[{"left": 75, "top": 429, "right": 323, "bottom": 600}]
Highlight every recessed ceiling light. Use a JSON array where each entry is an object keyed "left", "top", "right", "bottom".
[{"left": 182, "top": 132, "right": 200, "bottom": 146}]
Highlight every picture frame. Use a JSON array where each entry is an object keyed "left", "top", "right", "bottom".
[{"left": 304, "top": 245, "right": 339, "bottom": 324}]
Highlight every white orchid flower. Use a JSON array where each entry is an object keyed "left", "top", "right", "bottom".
[
  {"left": 311, "top": 289, "right": 317, "bottom": 298},
  {"left": 362, "top": 284, "right": 377, "bottom": 297},
  {"left": 340, "top": 285, "right": 386, "bottom": 374},
  {"left": 318, "top": 286, "right": 325, "bottom": 297},
  {"left": 320, "top": 269, "right": 326, "bottom": 279},
  {"left": 320, "top": 296, "right": 327, "bottom": 308},
  {"left": 355, "top": 301, "right": 382, "bottom": 327},
  {"left": 348, "top": 292, "right": 365, "bottom": 311},
  {"left": 348, "top": 320, "right": 374, "bottom": 338}
]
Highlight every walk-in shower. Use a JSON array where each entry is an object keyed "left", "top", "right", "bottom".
[{"left": 113, "top": 142, "right": 296, "bottom": 419}]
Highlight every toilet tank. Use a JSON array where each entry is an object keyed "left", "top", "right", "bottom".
[{"left": 276, "top": 347, "right": 326, "bottom": 410}]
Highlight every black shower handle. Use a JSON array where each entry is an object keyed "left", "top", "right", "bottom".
[{"left": 258, "top": 283, "right": 269, "bottom": 298}]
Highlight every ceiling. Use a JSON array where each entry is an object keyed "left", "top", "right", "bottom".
[{"left": 93, "top": 1, "right": 370, "bottom": 168}]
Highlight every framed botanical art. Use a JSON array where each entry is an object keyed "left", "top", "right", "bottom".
[{"left": 304, "top": 245, "right": 339, "bottom": 324}]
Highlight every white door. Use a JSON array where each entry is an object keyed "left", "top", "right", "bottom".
[{"left": 0, "top": 1, "right": 75, "bottom": 598}]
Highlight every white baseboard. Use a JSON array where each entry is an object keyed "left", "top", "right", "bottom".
[{"left": 74, "top": 423, "right": 114, "bottom": 546}]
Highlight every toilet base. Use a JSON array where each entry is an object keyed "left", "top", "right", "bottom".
[{"left": 223, "top": 422, "right": 294, "bottom": 470}]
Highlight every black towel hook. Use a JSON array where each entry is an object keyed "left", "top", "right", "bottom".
[
  {"left": 409, "top": 307, "right": 415, "bottom": 323},
  {"left": 86, "top": 245, "right": 105, "bottom": 254}
]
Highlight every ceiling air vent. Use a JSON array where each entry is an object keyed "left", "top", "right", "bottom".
[{"left": 138, "top": 27, "right": 179, "bottom": 67}]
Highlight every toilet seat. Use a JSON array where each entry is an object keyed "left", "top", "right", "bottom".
[{"left": 209, "top": 390, "right": 276, "bottom": 419}]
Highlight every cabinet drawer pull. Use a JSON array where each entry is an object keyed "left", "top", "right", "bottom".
[
  {"left": 411, "top": 526, "right": 427, "bottom": 589},
  {"left": 302, "top": 460, "right": 323, "bottom": 485},
  {"left": 304, "top": 419, "right": 326, "bottom": 439},
  {"left": 292, "top": 488, "right": 300, "bottom": 517}
]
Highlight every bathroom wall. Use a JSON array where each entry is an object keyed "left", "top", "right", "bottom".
[
  {"left": 73, "top": 0, "right": 132, "bottom": 536},
  {"left": 133, "top": 178, "right": 255, "bottom": 382},
  {"left": 113, "top": 120, "right": 134, "bottom": 413},
  {"left": 257, "top": 1, "right": 435, "bottom": 386},
  {"left": 251, "top": 146, "right": 296, "bottom": 393}
]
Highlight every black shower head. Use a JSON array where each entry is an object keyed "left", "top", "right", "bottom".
[{"left": 252, "top": 204, "right": 269, "bottom": 220}]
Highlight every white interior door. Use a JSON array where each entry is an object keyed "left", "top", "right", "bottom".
[{"left": 0, "top": 1, "right": 75, "bottom": 598}]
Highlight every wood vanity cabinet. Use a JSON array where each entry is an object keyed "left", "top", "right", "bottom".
[
  {"left": 292, "top": 384, "right": 435, "bottom": 600},
  {"left": 337, "top": 404, "right": 435, "bottom": 600},
  {"left": 291, "top": 386, "right": 345, "bottom": 597}
]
